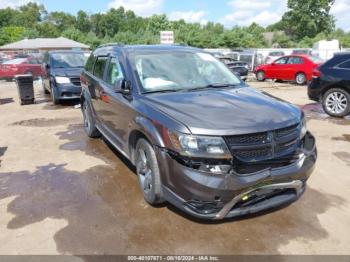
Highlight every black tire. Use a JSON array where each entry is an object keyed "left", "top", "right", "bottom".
[
  {"left": 295, "top": 72, "right": 306, "bottom": 85},
  {"left": 135, "top": 138, "right": 164, "bottom": 205},
  {"left": 51, "top": 85, "right": 60, "bottom": 105},
  {"left": 82, "top": 100, "right": 101, "bottom": 138},
  {"left": 256, "top": 70, "right": 265, "bottom": 81},
  {"left": 322, "top": 88, "right": 350, "bottom": 117}
]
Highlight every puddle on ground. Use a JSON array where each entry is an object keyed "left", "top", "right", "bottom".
[
  {"left": 332, "top": 134, "right": 350, "bottom": 143},
  {"left": 11, "top": 117, "right": 81, "bottom": 127},
  {"left": 300, "top": 103, "right": 350, "bottom": 125},
  {"left": 334, "top": 152, "right": 350, "bottom": 167},
  {"left": 0, "top": 98, "right": 14, "bottom": 105}
]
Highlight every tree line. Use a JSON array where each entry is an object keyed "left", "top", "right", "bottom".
[{"left": 0, "top": 0, "right": 349, "bottom": 49}]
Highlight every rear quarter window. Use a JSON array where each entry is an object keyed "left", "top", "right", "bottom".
[
  {"left": 322, "top": 55, "right": 350, "bottom": 68},
  {"left": 337, "top": 59, "right": 350, "bottom": 69}
]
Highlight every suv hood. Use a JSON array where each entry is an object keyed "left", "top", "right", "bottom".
[
  {"left": 142, "top": 87, "right": 301, "bottom": 136},
  {"left": 51, "top": 67, "right": 83, "bottom": 77}
]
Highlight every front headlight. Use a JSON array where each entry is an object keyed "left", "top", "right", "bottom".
[
  {"left": 55, "top": 76, "right": 71, "bottom": 84},
  {"left": 300, "top": 116, "right": 307, "bottom": 139},
  {"left": 168, "top": 131, "right": 232, "bottom": 159}
]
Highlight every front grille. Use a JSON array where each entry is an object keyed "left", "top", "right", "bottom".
[
  {"left": 275, "top": 139, "right": 298, "bottom": 154},
  {"left": 225, "top": 124, "right": 300, "bottom": 165},
  {"left": 275, "top": 124, "right": 298, "bottom": 138},
  {"left": 235, "top": 147, "right": 272, "bottom": 160},
  {"left": 225, "top": 132, "right": 268, "bottom": 146},
  {"left": 70, "top": 77, "right": 81, "bottom": 86}
]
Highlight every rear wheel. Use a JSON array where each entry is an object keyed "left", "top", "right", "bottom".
[
  {"left": 323, "top": 88, "right": 350, "bottom": 117},
  {"left": 135, "top": 138, "right": 164, "bottom": 205},
  {"left": 82, "top": 100, "right": 101, "bottom": 138},
  {"left": 295, "top": 72, "right": 306, "bottom": 85},
  {"left": 256, "top": 70, "right": 265, "bottom": 81}
]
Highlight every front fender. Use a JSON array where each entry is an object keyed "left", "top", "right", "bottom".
[{"left": 134, "top": 116, "right": 165, "bottom": 148}]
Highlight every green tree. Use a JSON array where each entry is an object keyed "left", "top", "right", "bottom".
[
  {"left": 281, "top": 0, "right": 335, "bottom": 40},
  {"left": 34, "top": 22, "right": 60, "bottom": 38},
  {"left": 15, "top": 3, "right": 46, "bottom": 27},
  {"left": 76, "top": 10, "right": 91, "bottom": 33},
  {"left": 0, "top": 26, "right": 26, "bottom": 45},
  {"left": 147, "top": 14, "right": 170, "bottom": 34},
  {"left": 47, "top": 12, "right": 76, "bottom": 32}
]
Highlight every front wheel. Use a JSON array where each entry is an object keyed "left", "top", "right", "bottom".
[
  {"left": 135, "top": 138, "right": 164, "bottom": 205},
  {"left": 322, "top": 88, "right": 350, "bottom": 117},
  {"left": 51, "top": 85, "right": 60, "bottom": 105},
  {"left": 256, "top": 71, "right": 265, "bottom": 81},
  {"left": 295, "top": 73, "right": 306, "bottom": 85}
]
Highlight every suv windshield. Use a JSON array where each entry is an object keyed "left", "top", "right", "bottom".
[
  {"left": 51, "top": 53, "right": 87, "bottom": 68},
  {"left": 133, "top": 51, "right": 241, "bottom": 93}
]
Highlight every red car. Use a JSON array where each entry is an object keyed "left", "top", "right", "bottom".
[
  {"left": 0, "top": 58, "right": 44, "bottom": 81},
  {"left": 255, "top": 55, "right": 323, "bottom": 85}
]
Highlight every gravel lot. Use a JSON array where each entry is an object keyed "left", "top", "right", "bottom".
[{"left": 0, "top": 80, "right": 350, "bottom": 255}]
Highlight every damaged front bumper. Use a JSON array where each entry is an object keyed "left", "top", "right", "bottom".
[{"left": 157, "top": 132, "right": 317, "bottom": 220}]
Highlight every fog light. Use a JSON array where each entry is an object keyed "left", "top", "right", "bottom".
[{"left": 199, "top": 164, "right": 231, "bottom": 174}]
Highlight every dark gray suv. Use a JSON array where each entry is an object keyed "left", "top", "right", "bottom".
[{"left": 80, "top": 44, "right": 317, "bottom": 220}]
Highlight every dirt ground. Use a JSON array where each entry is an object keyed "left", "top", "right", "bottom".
[{"left": 0, "top": 80, "right": 350, "bottom": 255}]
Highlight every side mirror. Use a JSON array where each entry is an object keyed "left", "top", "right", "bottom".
[{"left": 115, "top": 79, "right": 131, "bottom": 96}]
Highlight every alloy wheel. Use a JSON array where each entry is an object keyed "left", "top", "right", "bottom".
[
  {"left": 325, "top": 91, "right": 348, "bottom": 115},
  {"left": 296, "top": 73, "right": 306, "bottom": 85},
  {"left": 83, "top": 103, "right": 91, "bottom": 133},
  {"left": 257, "top": 71, "right": 265, "bottom": 81},
  {"left": 136, "top": 148, "right": 153, "bottom": 195}
]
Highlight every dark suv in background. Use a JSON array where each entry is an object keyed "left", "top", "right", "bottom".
[
  {"left": 42, "top": 50, "right": 88, "bottom": 104},
  {"left": 308, "top": 52, "right": 350, "bottom": 117},
  {"left": 80, "top": 44, "right": 317, "bottom": 220}
]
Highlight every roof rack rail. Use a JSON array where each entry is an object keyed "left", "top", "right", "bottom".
[{"left": 98, "top": 43, "right": 124, "bottom": 48}]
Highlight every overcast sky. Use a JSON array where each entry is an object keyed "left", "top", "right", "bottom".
[{"left": 1, "top": 0, "right": 349, "bottom": 31}]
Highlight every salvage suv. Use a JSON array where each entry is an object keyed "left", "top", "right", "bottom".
[{"left": 80, "top": 44, "right": 317, "bottom": 220}]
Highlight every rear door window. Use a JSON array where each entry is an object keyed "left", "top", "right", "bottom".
[
  {"left": 93, "top": 57, "right": 108, "bottom": 79},
  {"left": 287, "top": 57, "right": 304, "bottom": 64}
]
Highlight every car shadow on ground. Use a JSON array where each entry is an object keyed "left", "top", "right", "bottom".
[{"left": 0, "top": 98, "right": 14, "bottom": 105}]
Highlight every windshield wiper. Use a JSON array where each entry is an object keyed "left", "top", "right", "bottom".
[
  {"left": 186, "top": 83, "right": 240, "bottom": 92},
  {"left": 143, "top": 89, "right": 183, "bottom": 95}
]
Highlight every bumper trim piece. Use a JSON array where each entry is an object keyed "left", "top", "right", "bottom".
[{"left": 214, "top": 180, "right": 303, "bottom": 220}]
